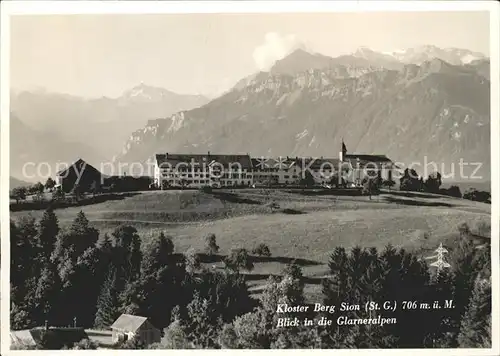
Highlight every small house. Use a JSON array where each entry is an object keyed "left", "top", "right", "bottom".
[
  {"left": 55, "top": 158, "right": 103, "bottom": 193},
  {"left": 110, "top": 314, "right": 161, "bottom": 346}
]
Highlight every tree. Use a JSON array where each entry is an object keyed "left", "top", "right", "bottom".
[
  {"left": 448, "top": 227, "right": 480, "bottom": 339},
  {"left": 119, "top": 337, "right": 146, "bottom": 349},
  {"left": 218, "top": 323, "right": 240, "bottom": 349},
  {"left": 382, "top": 178, "right": 396, "bottom": 191},
  {"left": 457, "top": 222, "right": 471, "bottom": 238},
  {"left": 185, "top": 248, "right": 201, "bottom": 274},
  {"left": 128, "top": 231, "right": 185, "bottom": 330},
  {"left": 72, "top": 339, "right": 98, "bottom": 350},
  {"left": 51, "top": 211, "right": 101, "bottom": 327},
  {"left": 446, "top": 185, "right": 462, "bottom": 198},
  {"left": 322, "top": 245, "right": 431, "bottom": 348},
  {"left": 36, "top": 207, "right": 60, "bottom": 264},
  {"left": 328, "top": 173, "right": 346, "bottom": 188},
  {"left": 232, "top": 309, "right": 271, "bottom": 348},
  {"left": 140, "top": 232, "right": 174, "bottom": 274},
  {"left": 399, "top": 168, "right": 420, "bottom": 192},
  {"left": 11, "top": 216, "right": 41, "bottom": 324},
  {"left": 94, "top": 267, "right": 120, "bottom": 329},
  {"left": 362, "top": 177, "right": 379, "bottom": 200},
  {"left": 458, "top": 276, "right": 491, "bottom": 347},
  {"left": 299, "top": 170, "right": 316, "bottom": 187},
  {"left": 52, "top": 187, "right": 66, "bottom": 202},
  {"left": 463, "top": 189, "right": 490, "bottom": 203},
  {"left": 11, "top": 186, "right": 27, "bottom": 203},
  {"left": 424, "top": 172, "right": 442, "bottom": 193},
  {"left": 229, "top": 263, "right": 307, "bottom": 349},
  {"left": 182, "top": 292, "right": 221, "bottom": 348},
  {"left": 33, "top": 262, "right": 62, "bottom": 324},
  {"left": 280, "top": 263, "right": 305, "bottom": 306},
  {"left": 224, "top": 248, "right": 254, "bottom": 272},
  {"left": 252, "top": 243, "right": 271, "bottom": 257},
  {"left": 109, "top": 225, "right": 142, "bottom": 284},
  {"left": 205, "top": 233, "right": 220, "bottom": 255},
  {"left": 157, "top": 320, "right": 194, "bottom": 349},
  {"left": 33, "top": 181, "right": 45, "bottom": 195},
  {"left": 45, "top": 178, "right": 56, "bottom": 192}
]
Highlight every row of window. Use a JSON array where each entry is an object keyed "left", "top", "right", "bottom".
[
  {"left": 162, "top": 180, "right": 252, "bottom": 186},
  {"left": 160, "top": 168, "right": 251, "bottom": 173},
  {"left": 162, "top": 173, "right": 253, "bottom": 179}
]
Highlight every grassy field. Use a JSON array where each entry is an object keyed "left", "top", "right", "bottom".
[{"left": 11, "top": 188, "right": 491, "bottom": 302}]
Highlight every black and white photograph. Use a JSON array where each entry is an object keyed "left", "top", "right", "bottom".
[{"left": 1, "top": 1, "right": 499, "bottom": 353}]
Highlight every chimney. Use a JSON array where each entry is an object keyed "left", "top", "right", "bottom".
[
  {"left": 208, "top": 151, "right": 211, "bottom": 157},
  {"left": 44, "top": 320, "right": 49, "bottom": 331}
]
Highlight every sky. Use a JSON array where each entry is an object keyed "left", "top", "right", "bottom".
[{"left": 10, "top": 11, "right": 490, "bottom": 99}]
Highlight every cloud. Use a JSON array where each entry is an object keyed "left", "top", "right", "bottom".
[{"left": 253, "top": 32, "right": 306, "bottom": 71}]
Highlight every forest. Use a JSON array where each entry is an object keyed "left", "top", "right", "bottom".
[{"left": 10, "top": 207, "right": 492, "bottom": 349}]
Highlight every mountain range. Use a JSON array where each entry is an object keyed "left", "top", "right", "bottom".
[
  {"left": 10, "top": 84, "right": 209, "bottom": 161},
  {"left": 117, "top": 46, "right": 490, "bottom": 180},
  {"left": 10, "top": 85, "right": 210, "bottom": 182},
  {"left": 10, "top": 45, "right": 491, "bottom": 182}
]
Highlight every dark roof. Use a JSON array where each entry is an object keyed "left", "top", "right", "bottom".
[
  {"left": 156, "top": 153, "right": 253, "bottom": 170},
  {"left": 345, "top": 154, "right": 392, "bottom": 163},
  {"left": 299, "top": 157, "right": 341, "bottom": 170},
  {"left": 250, "top": 157, "right": 342, "bottom": 171},
  {"left": 11, "top": 327, "right": 89, "bottom": 348},
  {"left": 56, "top": 158, "right": 102, "bottom": 177},
  {"left": 251, "top": 157, "right": 297, "bottom": 170},
  {"left": 110, "top": 314, "right": 149, "bottom": 333}
]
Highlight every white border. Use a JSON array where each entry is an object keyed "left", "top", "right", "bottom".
[{"left": 1, "top": 1, "right": 499, "bottom": 355}]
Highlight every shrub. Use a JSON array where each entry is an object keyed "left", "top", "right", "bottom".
[
  {"left": 252, "top": 243, "right": 271, "bottom": 257},
  {"left": 463, "top": 189, "right": 491, "bottom": 203},
  {"left": 205, "top": 233, "right": 220, "bottom": 255},
  {"left": 200, "top": 186, "right": 212, "bottom": 194},
  {"left": 362, "top": 177, "right": 379, "bottom": 198},
  {"left": 225, "top": 248, "right": 254, "bottom": 272},
  {"left": 185, "top": 247, "right": 201, "bottom": 273},
  {"left": 52, "top": 188, "right": 66, "bottom": 202},
  {"left": 282, "top": 208, "right": 303, "bottom": 215},
  {"left": 447, "top": 185, "right": 462, "bottom": 198},
  {"left": 382, "top": 179, "right": 396, "bottom": 190},
  {"left": 265, "top": 201, "right": 280, "bottom": 212},
  {"left": 10, "top": 186, "right": 27, "bottom": 203},
  {"left": 72, "top": 339, "right": 98, "bottom": 350},
  {"left": 458, "top": 222, "right": 471, "bottom": 238}
]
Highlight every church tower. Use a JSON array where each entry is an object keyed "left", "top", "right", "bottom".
[{"left": 339, "top": 139, "right": 347, "bottom": 162}]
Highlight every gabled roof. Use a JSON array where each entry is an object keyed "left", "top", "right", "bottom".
[
  {"left": 345, "top": 154, "right": 392, "bottom": 163},
  {"left": 298, "top": 157, "right": 341, "bottom": 170},
  {"left": 251, "top": 157, "right": 297, "bottom": 170},
  {"left": 156, "top": 153, "right": 253, "bottom": 170},
  {"left": 10, "top": 327, "right": 89, "bottom": 347},
  {"left": 10, "top": 330, "right": 38, "bottom": 347},
  {"left": 251, "top": 157, "right": 342, "bottom": 171},
  {"left": 56, "top": 158, "right": 102, "bottom": 177},
  {"left": 110, "top": 314, "right": 149, "bottom": 333}
]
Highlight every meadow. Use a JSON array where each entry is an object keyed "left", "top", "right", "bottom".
[{"left": 11, "top": 188, "right": 491, "bottom": 302}]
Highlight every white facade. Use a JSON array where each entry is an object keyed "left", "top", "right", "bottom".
[
  {"left": 153, "top": 152, "right": 393, "bottom": 189},
  {"left": 154, "top": 155, "right": 254, "bottom": 189}
]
